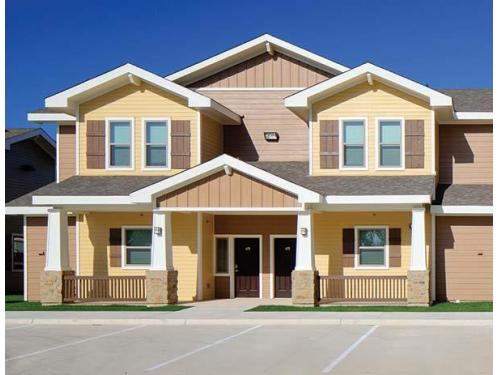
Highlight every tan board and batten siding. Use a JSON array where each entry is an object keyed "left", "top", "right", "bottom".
[
  {"left": 312, "top": 81, "right": 433, "bottom": 175},
  {"left": 157, "top": 170, "right": 299, "bottom": 208},
  {"left": 58, "top": 125, "right": 76, "bottom": 180},
  {"left": 78, "top": 82, "right": 198, "bottom": 175},
  {"left": 438, "top": 124, "right": 493, "bottom": 184},
  {"left": 436, "top": 217, "right": 492, "bottom": 301},
  {"left": 26, "top": 217, "right": 76, "bottom": 301},
  {"left": 189, "top": 52, "right": 333, "bottom": 89}
]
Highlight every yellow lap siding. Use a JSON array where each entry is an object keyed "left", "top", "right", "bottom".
[
  {"left": 201, "top": 213, "right": 215, "bottom": 300},
  {"left": 200, "top": 115, "right": 223, "bottom": 162},
  {"left": 312, "top": 81, "right": 433, "bottom": 176},
  {"left": 314, "top": 211, "right": 431, "bottom": 276},
  {"left": 79, "top": 82, "right": 198, "bottom": 175},
  {"left": 78, "top": 212, "right": 199, "bottom": 302}
]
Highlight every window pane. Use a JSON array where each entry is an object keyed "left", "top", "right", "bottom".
[
  {"left": 344, "top": 121, "right": 364, "bottom": 144},
  {"left": 380, "top": 121, "right": 401, "bottom": 144},
  {"left": 344, "top": 146, "right": 364, "bottom": 166},
  {"left": 146, "top": 122, "right": 167, "bottom": 144},
  {"left": 126, "top": 248, "right": 151, "bottom": 265},
  {"left": 110, "top": 122, "right": 131, "bottom": 144},
  {"left": 146, "top": 145, "right": 167, "bottom": 167},
  {"left": 111, "top": 146, "right": 130, "bottom": 166},
  {"left": 216, "top": 238, "right": 228, "bottom": 273},
  {"left": 126, "top": 229, "right": 152, "bottom": 246},
  {"left": 380, "top": 146, "right": 401, "bottom": 167},
  {"left": 359, "top": 229, "right": 386, "bottom": 247},
  {"left": 359, "top": 248, "right": 385, "bottom": 265},
  {"left": 12, "top": 238, "right": 23, "bottom": 270}
]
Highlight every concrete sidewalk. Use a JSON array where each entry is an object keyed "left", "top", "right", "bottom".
[{"left": 6, "top": 298, "right": 492, "bottom": 327}]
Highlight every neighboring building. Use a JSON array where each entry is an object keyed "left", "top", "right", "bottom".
[
  {"left": 5, "top": 128, "right": 55, "bottom": 294},
  {"left": 6, "top": 34, "right": 492, "bottom": 305}
]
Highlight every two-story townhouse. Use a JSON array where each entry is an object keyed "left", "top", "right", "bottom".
[{"left": 7, "top": 34, "right": 492, "bottom": 305}]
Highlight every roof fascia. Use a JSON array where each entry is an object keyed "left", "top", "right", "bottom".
[
  {"left": 166, "top": 34, "right": 349, "bottom": 85},
  {"left": 325, "top": 195, "right": 431, "bottom": 205},
  {"left": 130, "top": 154, "right": 322, "bottom": 204},
  {"left": 27, "top": 113, "right": 76, "bottom": 123},
  {"left": 430, "top": 205, "right": 493, "bottom": 216},
  {"left": 284, "top": 63, "right": 453, "bottom": 108},
  {"left": 5, "top": 128, "right": 56, "bottom": 152}
]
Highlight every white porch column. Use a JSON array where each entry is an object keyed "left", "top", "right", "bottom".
[
  {"left": 150, "top": 210, "right": 174, "bottom": 271},
  {"left": 45, "top": 208, "right": 70, "bottom": 271},
  {"left": 410, "top": 207, "right": 427, "bottom": 271},
  {"left": 295, "top": 209, "right": 315, "bottom": 271}
]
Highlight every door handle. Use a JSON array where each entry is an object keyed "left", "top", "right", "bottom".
[{"left": 38, "top": 251, "right": 45, "bottom": 256}]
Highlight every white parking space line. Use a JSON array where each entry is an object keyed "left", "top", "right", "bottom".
[
  {"left": 146, "top": 325, "right": 262, "bottom": 372},
  {"left": 6, "top": 325, "right": 33, "bottom": 331},
  {"left": 321, "top": 325, "right": 379, "bottom": 373},
  {"left": 6, "top": 325, "right": 145, "bottom": 362}
]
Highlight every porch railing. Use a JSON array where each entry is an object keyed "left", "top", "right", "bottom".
[
  {"left": 319, "top": 275, "right": 407, "bottom": 302},
  {"left": 63, "top": 275, "right": 146, "bottom": 302}
]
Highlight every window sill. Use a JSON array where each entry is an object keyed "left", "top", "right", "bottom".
[{"left": 121, "top": 265, "right": 151, "bottom": 270}]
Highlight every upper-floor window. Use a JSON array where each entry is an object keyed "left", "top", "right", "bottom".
[
  {"left": 378, "top": 119, "right": 403, "bottom": 169},
  {"left": 341, "top": 119, "right": 366, "bottom": 169},
  {"left": 107, "top": 118, "right": 133, "bottom": 169},
  {"left": 143, "top": 119, "right": 169, "bottom": 169}
]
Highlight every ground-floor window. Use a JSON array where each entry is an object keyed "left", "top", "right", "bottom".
[
  {"left": 11, "top": 234, "right": 23, "bottom": 271},
  {"left": 122, "top": 227, "right": 152, "bottom": 267},
  {"left": 355, "top": 227, "right": 388, "bottom": 268},
  {"left": 215, "top": 237, "right": 229, "bottom": 274}
]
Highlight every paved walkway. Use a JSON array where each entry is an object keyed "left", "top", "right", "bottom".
[{"left": 6, "top": 298, "right": 492, "bottom": 326}]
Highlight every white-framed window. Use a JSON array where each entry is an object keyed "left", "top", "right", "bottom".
[
  {"left": 142, "top": 118, "right": 170, "bottom": 169},
  {"left": 121, "top": 226, "right": 152, "bottom": 268},
  {"left": 377, "top": 118, "right": 404, "bottom": 169},
  {"left": 355, "top": 227, "right": 388, "bottom": 268},
  {"left": 340, "top": 118, "right": 367, "bottom": 169},
  {"left": 106, "top": 118, "right": 134, "bottom": 169},
  {"left": 214, "top": 237, "right": 229, "bottom": 275},
  {"left": 11, "top": 234, "right": 23, "bottom": 272}
]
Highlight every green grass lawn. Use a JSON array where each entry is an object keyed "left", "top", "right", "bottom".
[
  {"left": 247, "top": 301, "right": 493, "bottom": 313},
  {"left": 5, "top": 295, "right": 189, "bottom": 312}
]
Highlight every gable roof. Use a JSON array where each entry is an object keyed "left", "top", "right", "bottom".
[
  {"left": 165, "top": 34, "right": 349, "bottom": 86},
  {"left": 285, "top": 62, "right": 453, "bottom": 108},
  {"left": 36, "top": 64, "right": 241, "bottom": 125},
  {"left": 5, "top": 127, "right": 56, "bottom": 156}
]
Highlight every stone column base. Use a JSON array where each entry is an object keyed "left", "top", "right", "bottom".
[
  {"left": 40, "top": 270, "right": 74, "bottom": 305},
  {"left": 292, "top": 270, "right": 319, "bottom": 306},
  {"left": 407, "top": 270, "right": 430, "bottom": 306},
  {"left": 146, "top": 270, "right": 178, "bottom": 305}
]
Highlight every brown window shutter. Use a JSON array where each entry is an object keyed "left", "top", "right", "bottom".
[
  {"left": 405, "top": 120, "right": 425, "bottom": 168},
  {"left": 320, "top": 120, "right": 339, "bottom": 169},
  {"left": 389, "top": 228, "right": 401, "bottom": 267},
  {"left": 342, "top": 228, "right": 355, "bottom": 267},
  {"left": 171, "top": 120, "right": 191, "bottom": 169},
  {"left": 86, "top": 120, "right": 105, "bottom": 169},
  {"left": 109, "top": 228, "right": 122, "bottom": 267}
]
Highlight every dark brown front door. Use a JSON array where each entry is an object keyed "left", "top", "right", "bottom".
[
  {"left": 274, "top": 237, "right": 296, "bottom": 298},
  {"left": 234, "top": 238, "right": 260, "bottom": 297}
]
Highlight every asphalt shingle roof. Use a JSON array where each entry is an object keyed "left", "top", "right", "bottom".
[
  {"left": 5, "top": 128, "right": 36, "bottom": 139},
  {"left": 434, "top": 184, "right": 492, "bottom": 206},
  {"left": 440, "top": 89, "right": 492, "bottom": 112}
]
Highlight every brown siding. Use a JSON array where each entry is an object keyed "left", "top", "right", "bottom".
[
  {"left": 58, "top": 125, "right": 76, "bottom": 181},
  {"left": 171, "top": 120, "right": 191, "bottom": 169},
  {"left": 320, "top": 120, "right": 339, "bottom": 169},
  {"left": 436, "top": 216, "right": 492, "bottom": 301},
  {"left": 157, "top": 170, "right": 300, "bottom": 208},
  {"left": 26, "top": 216, "right": 76, "bottom": 301},
  {"left": 201, "top": 90, "right": 308, "bottom": 161},
  {"left": 189, "top": 52, "right": 333, "bottom": 88},
  {"left": 439, "top": 125, "right": 493, "bottom": 184},
  {"left": 215, "top": 215, "right": 297, "bottom": 298}
]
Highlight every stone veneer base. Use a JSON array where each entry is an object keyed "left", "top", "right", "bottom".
[
  {"left": 146, "top": 270, "right": 178, "bottom": 305},
  {"left": 407, "top": 270, "right": 430, "bottom": 306},
  {"left": 291, "top": 270, "right": 319, "bottom": 306},
  {"left": 40, "top": 270, "right": 75, "bottom": 305}
]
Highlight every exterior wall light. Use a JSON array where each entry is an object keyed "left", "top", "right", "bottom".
[
  {"left": 154, "top": 227, "right": 162, "bottom": 236},
  {"left": 264, "top": 132, "right": 279, "bottom": 142},
  {"left": 300, "top": 227, "right": 308, "bottom": 237}
]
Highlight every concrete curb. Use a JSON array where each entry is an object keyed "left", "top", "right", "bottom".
[{"left": 6, "top": 318, "right": 492, "bottom": 327}]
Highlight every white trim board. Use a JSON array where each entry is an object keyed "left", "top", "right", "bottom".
[
  {"left": 325, "top": 195, "right": 431, "bottom": 205},
  {"left": 285, "top": 63, "right": 452, "bottom": 108},
  {"left": 166, "top": 34, "right": 349, "bottom": 85},
  {"left": 6, "top": 206, "right": 52, "bottom": 215},
  {"left": 454, "top": 112, "right": 493, "bottom": 120},
  {"left": 430, "top": 205, "right": 493, "bottom": 216},
  {"left": 27, "top": 112, "right": 76, "bottom": 123}
]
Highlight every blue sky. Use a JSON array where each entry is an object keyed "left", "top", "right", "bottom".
[{"left": 6, "top": 0, "right": 492, "bottom": 138}]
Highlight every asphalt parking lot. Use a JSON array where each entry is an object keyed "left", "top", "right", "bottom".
[{"left": 6, "top": 323, "right": 492, "bottom": 375}]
